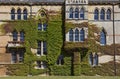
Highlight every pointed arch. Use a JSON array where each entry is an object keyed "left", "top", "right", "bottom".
[
  {"left": 23, "top": 8, "right": 28, "bottom": 20},
  {"left": 36, "top": 8, "right": 48, "bottom": 21},
  {"left": 106, "top": 9, "right": 111, "bottom": 20},
  {"left": 75, "top": 29, "right": 79, "bottom": 41},
  {"left": 100, "top": 29, "right": 106, "bottom": 45},
  {"left": 80, "top": 28, "right": 85, "bottom": 41},
  {"left": 75, "top": 8, "right": 79, "bottom": 18},
  {"left": 80, "top": 7, "right": 85, "bottom": 19},
  {"left": 69, "top": 29, "right": 74, "bottom": 41},
  {"left": 94, "top": 8, "right": 99, "bottom": 20},
  {"left": 17, "top": 8, "right": 21, "bottom": 20},
  {"left": 69, "top": 7, "right": 74, "bottom": 18},
  {"left": 11, "top": 8, "right": 15, "bottom": 20},
  {"left": 100, "top": 9, "right": 105, "bottom": 20}
]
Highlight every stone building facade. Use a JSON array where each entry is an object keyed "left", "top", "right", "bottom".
[{"left": 0, "top": 0, "right": 120, "bottom": 76}]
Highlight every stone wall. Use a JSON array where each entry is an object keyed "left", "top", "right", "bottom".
[{"left": 0, "top": 5, "right": 62, "bottom": 20}]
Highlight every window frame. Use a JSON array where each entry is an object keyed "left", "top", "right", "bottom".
[
  {"left": 37, "top": 41, "right": 47, "bottom": 56},
  {"left": 100, "top": 9, "right": 105, "bottom": 20},
  {"left": 12, "top": 31, "right": 18, "bottom": 41},
  {"left": 17, "top": 8, "right": 21, "bottom": 20},
  {"left": 11, "top": 8, "right": 15, "bottom": 20},
  {"left": 69, "top": 8, "right": 74, "bottom": 19},
  {"left": 80, "top": 28, "right": 85, "bottom": 41},
  {"left": 75, "top": 8, "right": 79, "bottom": 18},
  {"left": 69, "top": 29, "right": 74, "bottom": 41},
  {"left": 94, "top": 9, "right": 99, "bottom": 20},
  {"left": 75, "top": 29, "right": 79, "bottom": 42},
  {"left": 100, "top": 30, "right": 106, "bottom": 45},
  {"left": 106, "top": 9, "right": 111, "bottom": 20},
  {"left": 20, "top": 31, "right": 25, "bottom": 42},
  {"left": 80, "top": 8, "right": 85, "bottom": 19},
  {"left": 23, "top": 8, "right": 28, "bottom": 20}
]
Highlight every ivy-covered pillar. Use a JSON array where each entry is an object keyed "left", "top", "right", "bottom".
[{"left": 73, "top": 52, "right": 81, "bottom": 76}]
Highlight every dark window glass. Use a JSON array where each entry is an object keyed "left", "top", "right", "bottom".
[
  {"left": 37, "top": 61, "right": 41, "bottom": 68},
  {"left": 80, "top": 8, "right": 84, "bottom": 19},
  {"left": 20, "top": 31, "right": 24, "bottom": 41},
  {"left": 57, "top": 55, "right": 64, "bottom": 65},
  {"left": 37, "top": 41, "right": 41, "bottom": 55},
  {"left": 80, "top": 28, "right": 85, "bottom": 41},
  {"left": 17, "top": 9, "right": 21, "bottom": 20},
  {"left": 38, "top": 23, "right": 42, "bottom": 30},
  {"left": 19, "top": 52, "right": 24, "bottom": 62},
  {"left": 75, "top": 8, "right": 79, "bottom": 18},
  {"left": 94, "top": 9, "right": 99, "bottom": 20},
  {"left": 75, "top": 29, "right": 79, "bottom": 41},
  {"left": 11, "top": 8, "right": 15, "bottom": 20},
  {"left": 23, "top": 9, "right": 27, "bottom": 20},
  {"left": 100, "top": 9, "right": 105, "bottom": 20},
  {"left": 43, "top": 23, "right": 47, "bottom": 31},
  {"left": 11, "top": 52, "right": 17, "bottom": 63},
  {"left": 107, "top": 9, "right": 111, "bottom": 20},
  {"left": 93, "top": 53, "right": 99, "bottom": 66},
  {"left": 13, "top": 31, "right": 18, "bottom": 41},
  {"left": 69, "top": 29, "right": 74, "bottom": 41},
  {"left": 43, "top": 41, "right": 47, "bottom": 55},
  {"left": 89, "top": 53, "right": 93, "bottom": 66},
  {"left": 69, "top": 8, "right": 74, "bottom": 18}
]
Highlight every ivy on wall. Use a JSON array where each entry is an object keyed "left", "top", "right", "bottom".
[
  {"left": 0, "top": 10, "right": 73, "bottom": 76},
  {"left": 1, "top": 8, "right": 120, "bottom": 76}
]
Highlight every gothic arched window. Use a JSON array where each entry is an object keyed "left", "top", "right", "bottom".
[
  {"left": 23, "top": 8, "right": 27, "bottom": 20},
  {"left": 100, "top": 30, "right": 106, "bottom": 45},
  {"left": 11, "top": 8, "right": 15, "bottom": 20},
  {"left": 75, "top": 29, "right": 79, "bottom": 41},
  {"left": 80, "top": 28, "right": 85, "bottom": 41},
  {"left": 100, "top": 9, "right": 105, "bottom": 20},
  {"left": 80, "top": 8, "right": 85, "bottom": 19},
  {"left": 107, "top": 9, "right": 111, "bottom": 20},
  {"left": 17, "top": 8, "right": 21, "bottom": 20},
  {"left": 94, "top": 9, "right": 99, "bottom": 20},
  {"left": 69, "top": 8, "right": 74, "bottom": 18},
  {"left": 75, "top": 8, "right": 79, "bottom": 18},
  {"left": 69, "top": 29, "right": 74, "bottom": 41}
]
